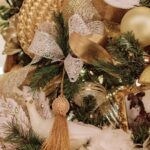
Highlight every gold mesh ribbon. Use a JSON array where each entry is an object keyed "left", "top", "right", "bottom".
[
  {"left": 0, "top": 66, "right": 35, "bottom": 97},
  {"left": 62, "top": 0, "right": 101, "bottom": 23},
  {"left": 17, "top": 0, "right": 62, "bottom": 57}
]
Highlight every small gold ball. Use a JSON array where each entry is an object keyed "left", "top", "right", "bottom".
[
  {"left": 121, "top": 7, "right": 150, "bottom": 47},
  {"left": 52, "top": 95, "right": 70, "bottom": 116}
]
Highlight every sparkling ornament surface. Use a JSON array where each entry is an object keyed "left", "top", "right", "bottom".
[{"left": 121, "top": 7, "right": 150, "bottom": 47}]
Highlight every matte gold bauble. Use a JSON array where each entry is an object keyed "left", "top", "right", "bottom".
[{"left": 121, "top": 7, "right": 150, "bottom": 47}]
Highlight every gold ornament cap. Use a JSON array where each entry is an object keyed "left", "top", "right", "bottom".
[{"left": 52, "top": 95, "right": 70, "bottom": 116}]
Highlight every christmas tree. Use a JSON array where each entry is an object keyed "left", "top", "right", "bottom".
[{"left": 0, "top": 0, "right": 150, "bottom": 149}]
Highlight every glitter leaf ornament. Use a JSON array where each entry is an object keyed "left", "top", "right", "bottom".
[{"left": 64, "top": 54, "right": 83, "bottom": 82}]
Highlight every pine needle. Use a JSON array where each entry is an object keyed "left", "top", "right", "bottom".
[
  {"left": 140, "top": 0, "right": 150, "bottom": 7},
  {"left": 4, "top": 121, "right": 42, "bottom": 150},
  {"left": 30, "top": 64, "right": 61, "bottom": 90},
  {"left": 54, "top": 13, "right": 70, "bottom": 57}
]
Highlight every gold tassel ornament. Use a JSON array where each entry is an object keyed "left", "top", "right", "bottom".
[{"left": 42, "top": 70, "right": 70, "bottom": 150}]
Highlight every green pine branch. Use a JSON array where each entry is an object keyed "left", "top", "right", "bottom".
[
  {"left": 132, "top": 126, "right": 149, "bottom": 145},
  {"left": 54, "top": 13, "right": 70, "bottom": 57},
  {"left": 6, "top": 0, "right": 23, "bottom": 8},
  {"left": 140, "top": 0, "right": 150, "bottom": 7},
  {"left": 87, "top": 32, "right": 145, "bottom": 90},
  {"left": 30, "top": 64, "right": 61, "bottom": 90},
  {"left": 107, "top": 32, "right": 144, "bottom": 84},
  {"left": 71, "top": 95, "right": 109, "bottom": 127},
  {"left": 64, "top": 75, "right": 82, "bottom": 101},
  {"left": 4, "top": 121, "right": 42, "bottom": 150},
  {"left": 0, "top": 0, "right": 23, "bottom": 20}
]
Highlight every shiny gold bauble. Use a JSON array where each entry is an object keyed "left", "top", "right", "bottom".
[
  {"left": 139, "top": 65, "right": 150, "bottom": 85},
  {"left": 121, "top": 7, "right": 150, "bottom": 47},
  {"left": 74, "top": 82, "right": 107, "bottom": 109}
]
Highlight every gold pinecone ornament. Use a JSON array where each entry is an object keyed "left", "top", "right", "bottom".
[{"left": 17, "top": 0, "right": 62, "bottom": 57}]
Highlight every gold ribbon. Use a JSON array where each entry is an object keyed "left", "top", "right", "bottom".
[
  {"left": 69, "top": 32, "right": 112, "bottom": 64},
  {"left": 91, "top": 0, "right": 127, "bottom": 23},
  {"left": 68, "top": 14, "right": 112, "bottom": 64}
]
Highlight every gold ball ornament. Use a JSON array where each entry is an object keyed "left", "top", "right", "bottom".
[
  {"left": 121, "top": 7, "right": 150, "bottom": 47},
  {"left": 139, "top": 65, "right": 150, "bottom": 85}
]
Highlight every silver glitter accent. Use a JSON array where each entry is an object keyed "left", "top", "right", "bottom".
[{"left": 64, "top": 54, "right": 83, "bottom": 82}]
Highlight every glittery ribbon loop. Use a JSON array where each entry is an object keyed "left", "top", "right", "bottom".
[
  {"left": 64, "top": 54, "right": 83, "bottom": 82},
  {"left": 28, "top": 21, "right": 84, "bottom": 82},
  {"left": 69, "top": 14, "right": 105, "bottom": 36},
  {"left": 29, "top": 30, "right": 64, "bottom": 62},
  {"left": 28, "top": 13, "right": 111, "bottom": 82}
]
